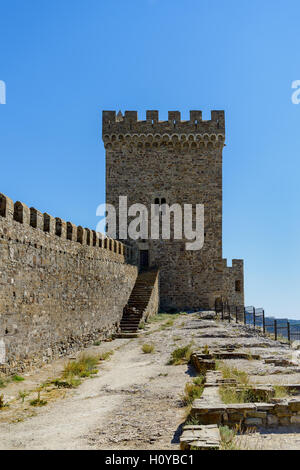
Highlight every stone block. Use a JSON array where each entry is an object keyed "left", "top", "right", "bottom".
[
  {"left": 256, "top": 403, "right": 275, "bottom": 411},
  {"left": 180, "top": 425, "right": 221, "bottom": 450},
  {"left": 267, "top": 414, "right": 278, "bottom": 426},
  {"left": 247, "top": 411, "right": 267, "bottom": 419},
  {"left": 244, "top": 418, "right": 263, "bottom": 427},
  {"left": 279, "top": 417, "right": 291, "bottom": 426},
  {"left": 290, "top": 415, "right": 300, "bottom": 424},
  {"left": 289, "top": 400, "right": 300, "bottom": 412},
  {"left": 195, "top": 412, "right": 223, "bottom": 425},
  {"left": 228, "top": 413, "right": 245, "bottom": 423},
  {"left": 226, "top": 404, "right": 256, "bottom": 412}
]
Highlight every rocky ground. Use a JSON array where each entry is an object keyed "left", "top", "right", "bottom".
[{"left": 0, "top": 312, "right": 300, "bottom": 450}]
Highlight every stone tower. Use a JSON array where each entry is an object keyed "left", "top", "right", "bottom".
[{"left": 103, "top": 110, "right": 244, "bottom": 311}]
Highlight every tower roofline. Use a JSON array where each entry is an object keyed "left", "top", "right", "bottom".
[{"left": 102, "top": 110, "right": 225, "bottom": 139}]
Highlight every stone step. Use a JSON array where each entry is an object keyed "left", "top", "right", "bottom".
[
  {"left": 119, "top": 268, "right": 159, "bottom": 334},
  {"left": 121, "top": 313, "right": 142, "bottom": 318},
  {"left": 121, "top": 317, "right": 142, "bottom": 321},
  {"left": 115, "top": 332, "right": 139, "bottom": 338},
  {"left": 121, "top": 318, "right": 141, "bottom": 322},
  {"left": 121, "top": 316, "right": 141, "bottom": 319},
  {"left": 180, "top": 425, "right": 221, "bottom": 450},
  {"left": 121, "top": 329, "right": 139, "bottom": 332},
  {"left": 121, "top": 319, "right": 140, "bottom": 322}
]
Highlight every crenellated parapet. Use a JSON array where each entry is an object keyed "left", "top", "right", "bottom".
[
  {"left": 102, "top": 110, "right": 225, "bottom": 150},
  {"left": 0, "top": 192, "right": 139, "bottom": 373},
  {"left": 0, "top": 192, "right": 136, "bottom": 262}
]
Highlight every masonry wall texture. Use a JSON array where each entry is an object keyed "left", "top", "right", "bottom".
[
  {"left": 142, "top": 271, "right": 159, "bottom": 322},
  {"left": 103, "top": 110, "right": 244, "bottom": 311},
  {"left": 0, "top": 193, "right": 138, "bottom": 373}
]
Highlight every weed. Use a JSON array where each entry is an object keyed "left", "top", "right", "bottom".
[
  {"left": 18, "top": 390, "right": 29, "bottom": 403},
  {"left": 148, "top": 313, "right": 180, "bottom": 324},
  {"left": 12, "top": 375, "right": 25, "bottom": 382},
  {"left": 273, "top": 385, "right": 289, "bottom": 399},
  {"left": 93, "top": 341, "right": 101, "bottom": 346},
  {"left": 51, "top": 378, "right": 77, "bottom": 388},
  {"left": 0, "top": 394, "right": 8, "bottom": 409},
  {"left": 217, "top": 362, "right": 249, "bottom": 386},
  {"left": 245, "top": 350, "right": 254, "bottom": 361},
  {"left": 30, "top": 390, "right": 47, "bottom": 407},
  {"left": 168, "top": 344, "right": 192, "bottom": 365},
  {"left": 193, "top": 375, "right": 205, "bottom": 386},
  {"left": 98, "top": 350, "right": 114, "bottom": 361},
  {"left": 219, "top": 385, "right": 269, "bottom": 404},
  {"left": 62, "top": 376, "right": 81, "bottom": 388},
  {"left": 220, "top": 426, "right": 238, "bottom": 450},
  {"left": 185, "top": 415, "right": 200, "bottom": 426},
  {"left": 139, "top": 321, "right": 145, "bottom": 330},
  {"left": 164, "top": 319, "right": 174, "bottom": 327},
  {"left": 217, "top": 363, "right": 263, "bottom": 403},
  {"left": 142, "top": 344, "right": 155, "bottom": 354},
  {"left": 219, "top": 386, "right": 244, "bottom": 404},
  {"left": 181, "top": 381, "right": 204, "bottom": 405},
  {"left": 202, "top": 345, "right": 210, "bottom": 355},
  {"left": 63, "top": 354, "right": 100, "bottom": 380},
  {"left": 30, "top": 398, "right": 47, "bottom": 407}
]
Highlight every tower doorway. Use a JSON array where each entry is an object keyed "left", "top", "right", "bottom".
[{"left": 139, "top": 250, "right": 149, "bottom": 270}]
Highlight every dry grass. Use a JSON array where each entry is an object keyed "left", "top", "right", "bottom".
[
  {"left": 29, "top": 389, "right": 47, "bottom": 407},
  {"left": 218, "top": 362, "right": 260, "bottom": 404},
  {"left": 217, "top": 362, "right": 249, "bottom": 386},
  {"left": 168, "top": 344, "right": 192, "bottom": 365},
  {"left": 0, "top": 394, "right": 9, "bottom": 409},
  {"left": 0, "top": 375, "right": 25, "bottom": 389},
  {"left": 148, "top": 313, "right": 180, "bottom": 324},
  {"left": 98, "top": 350, "right": 114, "bottom": 361},
  {"left": 219, "top": 386, "right": 258, "bottom": 404},
  {"left": 273, "top": 385, "right": 289, "bottom": 399},
  {"left": 161, "top": 319, "right": 175, "bottom": 329},
  {"left": 218, "top": 362, "right": 290, "bottom": 403},
  {"left": 59, "top": 353, "right": 107, "bottom": 387},
  {"left": 219, "top": 425, "right": 238, "bottom": 450},
  {"left": 51, "top": 378, "right": 80, "bottom": 388},
  {"left": 142, "top": 344, "right": 155, "bottom": 354},
  {"left": 181, "top": 376, "right": 205, "bottom": 405},
  {"left": 18, "top": 390, "right": 29, "bottom": 403},
  {"left": 63, "top": 354, "right": 99, "bottom": 379}
]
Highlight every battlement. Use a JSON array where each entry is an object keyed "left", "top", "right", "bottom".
[
  {"left": 0, "top": 192, "right": 135, "bottom": 261},
  {"left": 102, "top": 110, "right": 225, "bottom": 149}
]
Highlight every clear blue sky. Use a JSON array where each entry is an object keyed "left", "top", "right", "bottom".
[{"left": 0, "top": 0, "right": 300, "bottom": 318}]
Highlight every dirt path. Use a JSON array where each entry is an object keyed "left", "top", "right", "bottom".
[
  {"left": 1, "top": 313, "right": 300, "bottom": 450},
  {"left": 0, "top": 315, "right": 194, "bottom": 450}
]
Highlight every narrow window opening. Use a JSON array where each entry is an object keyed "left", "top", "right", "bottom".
[{"left": 235, "top": 280, "right": 241, "bottom": 292}]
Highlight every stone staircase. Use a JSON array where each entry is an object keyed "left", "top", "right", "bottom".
[{"left": 118, "top": 269, "right": 159, "bottom": 336}]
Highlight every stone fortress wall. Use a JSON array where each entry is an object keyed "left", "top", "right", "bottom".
[
  {"left": 103, "top": 110, "right": 244, "bottom": 311},
  {"left": 0, "top": 193, "right": 138, "bottom": 372}
]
